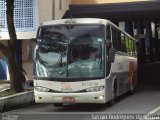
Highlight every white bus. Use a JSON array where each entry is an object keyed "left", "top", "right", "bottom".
[{"left": 34, "top": 18, "right": 137, "bottom": 106}]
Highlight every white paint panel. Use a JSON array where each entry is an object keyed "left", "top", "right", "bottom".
[{"left": 36, "top": 79, "right": 102, "bottom": 92}]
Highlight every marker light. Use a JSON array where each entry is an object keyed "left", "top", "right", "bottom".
[
  {"left": 35, "top": 96, "right": 42, "bottom": 102},
  {"left": 94, "top": 95, "right": 104, "bottom": 100},
  {"left": 98, "top": 96, "right": 104, "bottom": 100}
]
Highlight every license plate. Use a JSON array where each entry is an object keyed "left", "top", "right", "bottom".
[{"left": 62, "top": 97, "right": 75, "bottom": 103}]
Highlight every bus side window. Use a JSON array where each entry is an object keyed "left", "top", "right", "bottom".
[
  {"left": 106, "top": 25, "right": 111, "bottom": 76},
  {"left": 121, "top": 33, "right": 126, "bottom": 53},
  {"left": 131, "top": 38, "right": 136, "bottom": 56},
  {"left": 125, "top": 36, "right": 133, "bottom": 55},
  {"left": 125, "top": 36, "right": 129, "bottom": 55},
  {"left": 111, "top": 28, "right": 116, "bottom": 49},
  {"left": 111, "top": 27, "right": 121, "bottom": 51},
  {"left": 106, "top": 43, "right": 111, "bottom": 77},
  {"left": 116, "top": 31, "right": 121, "bottom": 51},
  {"left": 106, "top": 25, "right": 111, "bottom": 42},
  {"left": 133, "top": 40, "right": 136, "bottom": 56},
  {"left": 129, "top": 38, "right": 133, "bottom": 55}
]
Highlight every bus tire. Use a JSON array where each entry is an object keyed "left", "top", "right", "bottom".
[
  {"left": 109, "top": 82, "right": 117, "bottom": 106},
  {"left": 53, "top": 103, "right": 63, "bottom": 107}
]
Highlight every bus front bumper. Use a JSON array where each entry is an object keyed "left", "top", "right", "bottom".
[{"left": 34, "top": 90, "right": 106, "bottom": 104}]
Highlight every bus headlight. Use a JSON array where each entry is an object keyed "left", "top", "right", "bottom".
[
  {"left": 85, "top": 86, "right": 104, "bottom": 92},
  {"left": 35, "top": 86, "right": 50, "bottom": 92}
]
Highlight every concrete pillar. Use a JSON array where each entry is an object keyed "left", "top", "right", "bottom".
[
  {"left": 136, "top": 21, "right": 145, "bottom": 85},
  {"left": 145, "top": 21, "right": 154, "bottom": 62},
  {"left": 154, "top": 22, "right": 160, "bottom": 60},
  {"left": 136, "top": 22, "right": 146, "bottom": 64}
]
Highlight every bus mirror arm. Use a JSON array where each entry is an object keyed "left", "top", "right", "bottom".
[{"left": 109, "top": 48, "right": 115, "bottom": 63}]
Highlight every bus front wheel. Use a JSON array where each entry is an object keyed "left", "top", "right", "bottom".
[{"left": 109, "top": 83, "right": 117, "bottom": 106}]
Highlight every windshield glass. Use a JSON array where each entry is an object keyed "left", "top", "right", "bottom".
[{"left": 34, "top": 25, "right": 105, "bottom": 79}]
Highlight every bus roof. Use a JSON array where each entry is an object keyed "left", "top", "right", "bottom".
[
  {"left": 41, "top": 18, "right": 109, "bottom": 26},
  {"left": 40, "top": 18, "right": 135, "bottom": 40}
]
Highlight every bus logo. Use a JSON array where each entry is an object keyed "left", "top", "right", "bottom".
[{"left": 61, "top": 83, "right": 70, "bottom": 89}]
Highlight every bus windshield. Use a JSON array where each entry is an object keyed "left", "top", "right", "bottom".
[{"left": 34, "top": 25, "right": 105, "bottom": 79}]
